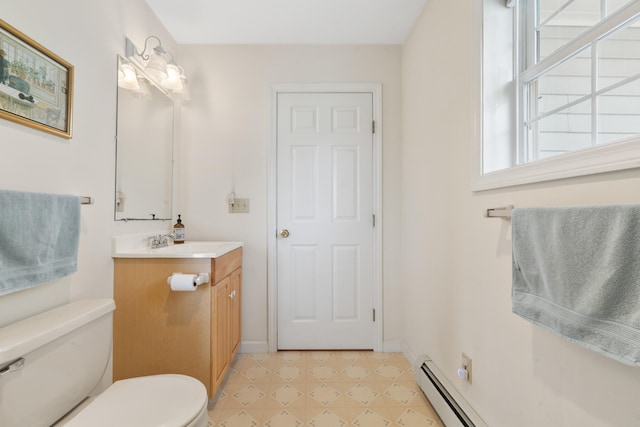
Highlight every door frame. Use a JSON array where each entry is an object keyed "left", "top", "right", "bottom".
[{"left": 267, "top": 83, "right": 383, "bottom": 353}]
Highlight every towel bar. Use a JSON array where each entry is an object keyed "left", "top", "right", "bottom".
[
  {"left": 80, "top": 196, "right": 94, "bottom": 205},
  {"left": 484, "top": 205, "right": 513, "bottom": 219}
]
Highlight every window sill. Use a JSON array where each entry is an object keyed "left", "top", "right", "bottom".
[{"left": 472, "top": 138, "right": 640, "bottom": 191}]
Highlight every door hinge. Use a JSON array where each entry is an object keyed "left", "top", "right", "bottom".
[
  {"left": 373, "top": 309, "right": 376, "bottom": 322},
  {"left": 372, "top": 214, "right": 376, "bottom": 227},
  {"left": 372, "top": 121, "right": 376, "bottom": 134}
]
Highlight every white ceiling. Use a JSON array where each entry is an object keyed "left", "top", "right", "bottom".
[{"left": 144, "top": 0, "right": 427, "bottom": 44}]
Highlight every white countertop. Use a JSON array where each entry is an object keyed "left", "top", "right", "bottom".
[{"left": 112, "top": 233, "right": 243, "bottom": 258}]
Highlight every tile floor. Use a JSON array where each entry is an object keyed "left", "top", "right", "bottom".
[{"left": 207, "top": 351, "right": 444, "bottom": 426}]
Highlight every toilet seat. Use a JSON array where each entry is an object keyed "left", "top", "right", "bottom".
[{"left": 64, "top": 374, "right": 209, "bottom": 427}]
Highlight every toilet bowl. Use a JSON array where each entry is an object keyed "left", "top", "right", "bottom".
[
  {"left": 62, "top": 374, "right": 209, "bottom": 427},
  {"left": 0, "top": 299, "right": 210, "bottom": 427}
]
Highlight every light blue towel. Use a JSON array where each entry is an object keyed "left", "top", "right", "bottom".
[
  {"left": 512, "top": 205, "right": 640, "bottom": 366},
  {"left": 0, "top": 189, "right": 80, "bottom": 296}
]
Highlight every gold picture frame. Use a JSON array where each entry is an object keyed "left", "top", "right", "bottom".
[{"left": 0, "top": 19, "right": 73, "bottom": 139}]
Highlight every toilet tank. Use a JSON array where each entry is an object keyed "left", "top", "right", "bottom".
[{"left": 0, "top": 299, "right": 115, "bottom": 427}]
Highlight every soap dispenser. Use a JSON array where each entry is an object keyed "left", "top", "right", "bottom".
[{"left": 173, "top": 214, "right": 185, "bottom": 244}]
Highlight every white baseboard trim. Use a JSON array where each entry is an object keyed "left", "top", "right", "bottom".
[
  {"left": 382, "top": 340, "right": 403, "bottom": 353},
  {"left": 239, "top": 340, "right": 269, "bottom": 354},
  {"left": 401, "top": 343, "right": 418, "bottom": 369},
  {"left": 240, "top": 340, "right": 406, "bottom": 355}
]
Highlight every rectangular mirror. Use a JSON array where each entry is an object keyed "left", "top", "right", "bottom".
[{"left": 115, "top": 55, "right": 173, "bottom": 221}]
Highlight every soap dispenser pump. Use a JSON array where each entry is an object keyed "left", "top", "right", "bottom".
[{"left": 173, "top": 214, "right": 185, "bottom": 244}]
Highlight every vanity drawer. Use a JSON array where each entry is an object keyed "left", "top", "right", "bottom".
[{"left": 212, "top": 247, "right": 242, "bottom": 283}]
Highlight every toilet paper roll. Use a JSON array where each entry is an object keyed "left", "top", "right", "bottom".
[{"left": 168, "top": 273, "right": 198, "bottom": 291}]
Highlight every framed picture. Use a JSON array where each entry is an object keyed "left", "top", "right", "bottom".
[{"left": 0, "top": 19, "right": 73, "bottom": 138}]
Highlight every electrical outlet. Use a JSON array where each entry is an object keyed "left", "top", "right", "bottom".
[
  {"left": 461, "top": 353, "right": 472, "bottom": 384},
  {"left": 229, "top": 198, "right": 250, "bottom": 213}
]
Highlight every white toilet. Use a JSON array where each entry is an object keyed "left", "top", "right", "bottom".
[{"left": 0, "top": 299, "right": 209, "bottom": 427}]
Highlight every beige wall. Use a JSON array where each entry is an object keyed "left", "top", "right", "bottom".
[
  {"left": 0, "top": 0, "right": 176, "bottom": 328},
  {"left": 176, "top": 44, "right": 404, "bottom": 349},
  {"left": 401, "top": 0, "right": 640, "bottom": 426},
  {"left": 4, "top": 0, "right": 640, "bottom": 424},
  {"left": 0, "top": 2, "right": 180, "bottom": 396}
]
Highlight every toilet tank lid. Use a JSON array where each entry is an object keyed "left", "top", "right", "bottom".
[{"left": 0, "top": 299, "right": 115, "bottom": 366}]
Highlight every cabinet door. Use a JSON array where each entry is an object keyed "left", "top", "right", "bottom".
[
  {"left": 114, "top": 258, "right": 211, "bottom": 393},
  {"left": 212, "top": 276, "right": 230, "bottom": 388},
  {"left": 229, "top": 268, "right": 242, "bottom": 357}
]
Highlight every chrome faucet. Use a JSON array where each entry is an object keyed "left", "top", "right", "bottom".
[{"left": 150, "top": 233, "right": 175, "bottom": 249}]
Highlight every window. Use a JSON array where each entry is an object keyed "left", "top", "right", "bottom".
[
  {"left": 520, "top": 0, "right": 640, "bottom": 161},
  {"left": 473, "top": 0, "right": 640, "bottom": 190}
]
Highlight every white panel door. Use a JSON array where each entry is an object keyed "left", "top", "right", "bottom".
[{"left": 277, "top": 92, "right": 374, "bottom": 349}]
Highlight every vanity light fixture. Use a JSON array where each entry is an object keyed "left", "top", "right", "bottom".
[
  {"left": 117, "top": 57, "right": 139, "bottom": 91},
  {"left": 161, "top": 59, "right": 182, "bottom": 91},
  {"left": 173, "top": 66, "right": 191, "bottom": 101},
  {"left": 124, "top": 36, "right": 190, "bottom": 100},
  {"left": 135, "top": 74, "right": 152, "bottom": 98}
]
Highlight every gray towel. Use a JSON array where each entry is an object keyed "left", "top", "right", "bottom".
[
  {"left": 512, "top": 205, "right": 640, "bottom": 366},
  {"left": 0, "top": 189, "right": 80, "bottom": 296}
]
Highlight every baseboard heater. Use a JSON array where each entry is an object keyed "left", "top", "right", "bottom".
[{"left": 415, "top": 354, "right": 487, "bottom": 427}]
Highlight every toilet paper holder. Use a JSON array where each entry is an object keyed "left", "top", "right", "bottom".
[{"left": 166, "top": 272, "right": 210, "bottom": 286}]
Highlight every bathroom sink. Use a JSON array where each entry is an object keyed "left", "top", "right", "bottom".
[
  {"left": 112, "top": 240, "right": 242, "bottom": 259},
  {"left": 153, "top": 242, "right": 241, "bottom": 257}
]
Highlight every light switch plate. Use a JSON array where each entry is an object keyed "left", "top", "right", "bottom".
[{"left": 229, "top": 198, "right": 249, "bottom": 213}]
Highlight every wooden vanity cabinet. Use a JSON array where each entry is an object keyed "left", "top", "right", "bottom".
[
  {"left": 211, "top": 250, "right": 242, "bottom": 390},
  {"left": 211, "top": 266, "right": 242, "bottom": 390},
  {"left": 113, "top": 248, "right": 242, "bottom": 399},
  {"left": 229, "top": 268, "right": 242, "bottom": 356}
]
